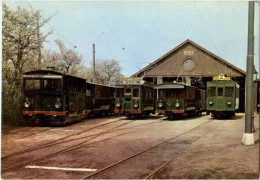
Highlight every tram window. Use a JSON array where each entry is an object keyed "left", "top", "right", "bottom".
[
  {"left": 146, "top": 90, "right": 153, "bottom": 98},
  {"left": 167, "top": 89, "right": 184, "bottom": 99},
  {"left": 125, "top": 88, "right": 131, "bottom": 94},
  {"left": 116, "top": 89, "right": 124, "bottom": 97},
  {"left": 44, "top": 79, "right": 61, "bottom": 91},
  {"left": 225, "top": 87, "right": 234, "bottom": 97},
  {"left": 25, "top": 79, "right": 41, "bottom": 90},
  {"left": 218, "top": 87, "right": 223, "bottom": 96},
  {"left": 158, "top": 90, "right": 166, "bottom": 98},
  {"left": 86, "top": 90, "right": 92, "bottom": 96},
  {"left": 208, "top": 87, "right": 215, "bottom": 97},
  {"left": 167, "top": 90, "right": 176, "bottom": 99},
  {"left": 96, "top": 88, "right": 101, "bottom": 97},
  {"left": 133, "top": 88, "right": 140, "bottom": 97}
]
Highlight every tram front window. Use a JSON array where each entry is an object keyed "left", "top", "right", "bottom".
[
  {"left": 43, "top": 79, "right": 61, "bottom": 91},
  {"left": 116, "top": 89, "right": 124, "bottom": 97},
  {"left": 225, "top": 87, "right": 234, "bottom": 97},
  {"left": 24, "top": 79, "right": 41, "bottom": 90},
  {"left": 167, "top": 89, "right": 184, "bottom": 99},
  {"left": 158, "top": 90, "right": 166, "bottom": 98},
  {"left": 132, "top": 88, "right": 140, "bottom": 97},
  {"left": 208, "top": 87, "right": 216, "bottom": 97}
]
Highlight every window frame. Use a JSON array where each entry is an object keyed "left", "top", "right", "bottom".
[
  {"left": 24, "top": 78, "right": 42, "bottom": 91},
  {"left": 124, "top": 87, "right": 131, "bottom": 94},
  {"left": 132, "top": 88, "right": 140, "bottom": 98}
]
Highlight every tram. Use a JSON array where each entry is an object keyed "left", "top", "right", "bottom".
[{"left": 206, "top": 75, "right": 239, "bottom": 118}]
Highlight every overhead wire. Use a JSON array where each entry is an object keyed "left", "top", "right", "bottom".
[
  {"left": 193, "top": 2, "right": 221, "bottom": 57},
  {"left": 93, "top": 1, "right": 125, "bottom": 50},
  {"left": 193, "top": 1, "right": 230, "bottom": 75},
  {"left": 25, "top": 1, "right": 77, "bottom": 49},
  {"left": 92, "top": 1, "right": 133, "bottom": 73},
  {"left": 107, "top": 2, "right": 167, "bottom": 52},
  {"left": 106, "top": 2, "right": 169, "bottom": 75}
]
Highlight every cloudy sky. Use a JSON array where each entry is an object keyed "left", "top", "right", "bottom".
[{"left": 5, "top": 1, "right": 260, "bottom": 77}]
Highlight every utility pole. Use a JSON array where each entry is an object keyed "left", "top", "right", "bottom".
[
  {"left": 93, "top": 43, "right": 96, "bottom": 82},
  {"left": 242, "top": 1, "right": 255, "bottom": 145},
  {"left": 37, "top": 15, "right": 41, "bottom": 68}
]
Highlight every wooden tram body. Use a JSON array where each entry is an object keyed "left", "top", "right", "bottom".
[
  {"left": 114, "top": 78, "right": 155, "bottom": 118},
  {"left": 155, "top": 83, "right": 205, "bottom": 120},
  {"left": 206, "top": 76, "right": 239, "bottom": 118},
  {"left": 22, "top": 70, "right": 115, "bottom": 126},
  {"left": 85, "top": 82, "right": 115, "bottom": 117}
]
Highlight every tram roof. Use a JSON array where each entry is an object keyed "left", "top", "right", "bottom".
[
  {"left": 23, "top": 70, "right": 86, "bottom": 81},
  {"left": 86, "top": 81, "right": 115, "bottom": 88},
  {"left": 154, "top": 83, "right": 193, "bottom": 89}
]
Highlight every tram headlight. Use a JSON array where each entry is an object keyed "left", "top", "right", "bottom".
[
  {"left": 227, "top": 101, "right": 232, "bottom": 105},
  {"left": 209, "top": 101, "right": 213, "bottom": 105},
  {"left": 175, "top": 102, "right": 180, "bottom": 108},
  {"left": 116, "top": 102, "right": 121, "bottom": 107},
  {"left": 24, "top": 98, "right": 30, "bottom": 108},
  {"left": 134, "top": 102, "right": 139, "bottom": 108},
  {"left": 158, "top": 102, "right": 163, "bottom": 107},
  {"left": 55, "top": 98, "right": 61, "bottom": 109}
]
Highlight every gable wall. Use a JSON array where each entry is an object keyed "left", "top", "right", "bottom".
[{"left": 144, "top": 43, "right": 243, "bottom": 77}]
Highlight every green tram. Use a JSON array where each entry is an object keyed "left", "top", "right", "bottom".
[
  {"left": 22, "top": 70, "right": 86, "bottom": 126},
  {"left": 155, "top": 83, "right": 206, "bottom": 120},
  {"left": 206, "top": 75, "right": 239, "bottom": 118},
  {"left": 114, "top": 78, "right": 155, "bottom": 118}
]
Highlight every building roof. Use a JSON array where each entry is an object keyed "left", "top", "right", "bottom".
[{"left": 131, "top": 39, "right": 246, "bottom": 78}]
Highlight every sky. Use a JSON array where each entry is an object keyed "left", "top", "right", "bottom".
[{"left": 5, "top": 1, "right": 260, "bottom": 77}]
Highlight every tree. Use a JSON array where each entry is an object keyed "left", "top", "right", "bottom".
[
  {"left": 2, "top": 3, "right": 52, "bottom": 86},
  {"left": 41, "top": 49, "right": 60, "bottom": 69},
  {"left": 2, "top": 3, "right": 52, "bottom": 126},
  {"left": 83, "top": 59, "right": 123, "bottom": 85},
  {"left": 54, "top": 39, "right": 83, "bottom": 75}
]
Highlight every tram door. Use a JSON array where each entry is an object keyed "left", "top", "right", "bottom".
[{"left": 216, "top": 87, "right": 224, "bottom": 110}]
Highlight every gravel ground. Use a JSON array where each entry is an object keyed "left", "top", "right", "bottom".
[{"left": 1, "top": 113, "right": 259, "bottom": 179}]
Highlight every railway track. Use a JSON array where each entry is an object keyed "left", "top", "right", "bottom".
[
  {"left": 2, "top": 118, "right": 164, "bottom": 173},
  {"left": 2, "top": 117, "right": 162, "bottom": 160},
  {"left": 3, "top": 127, "right": 32, "bottom": 135},
  {"left": 19, "top": 128, "right": 52, "bottom": 138},
  {"left": 2, "top": 116, "right": 125, "bottom": 159},
  {"left": 144, "top": 120, "right": 227, "bottom": 179},
  {"left": 80, "top": 119, "right": 223, "bottom": 179}
]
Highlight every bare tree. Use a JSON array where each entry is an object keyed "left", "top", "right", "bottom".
[
  {"left": 83, "top": 59, "right": 123, "bottom": 85},
  {"left": 55, "top": 39, "right": 82, "bottom": 75}
]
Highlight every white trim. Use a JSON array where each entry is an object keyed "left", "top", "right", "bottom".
[
  {"left": 24, "top": 75, "right": 62, "bottom": 79},
  {"left": 25, "top": 165, "right": 97, "bottom": 172}
]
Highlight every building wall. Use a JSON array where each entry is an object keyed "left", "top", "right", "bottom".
[{"left": 144, "top": 43, "right": 243, "bottom": 78}]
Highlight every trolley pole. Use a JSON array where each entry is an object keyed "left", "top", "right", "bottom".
[
  {"left": 242, "top": 1, "right": 255, "bottom": 145},
  {"left": 93, "top": 43, "right": 96, "bottom": 82}
]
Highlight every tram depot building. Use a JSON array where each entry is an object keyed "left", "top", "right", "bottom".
[{"left": 131, "top": 39, "right": 256, "bottom": 112}]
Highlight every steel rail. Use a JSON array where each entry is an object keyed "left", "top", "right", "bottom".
[
  {"left": 2, "top": 118, "right": 161, "bottom": 160},
  {"left": 3, "top": 127, "right": 32, "bottom": 134},
  {"left": 81, "top": 119, "right": 212, "bottom": 179},
  {"left": 144, "top": 120, "right": 227, "bottom": 179},
  {"left": 19, "top": 128, "right": 52, "bottom": 138},
  {"left": 2, "top": 120, "right": 135, "bottom": 173},
  {"left": 2, "top": 117, "right": 125, "bottom": 159},
  {"left": 2, "top": 117, "right": 164, "bottom": 173}
]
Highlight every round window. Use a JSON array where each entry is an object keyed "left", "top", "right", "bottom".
[{"left": 183, "top": 58, "right": 195, "bottom": 71}]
